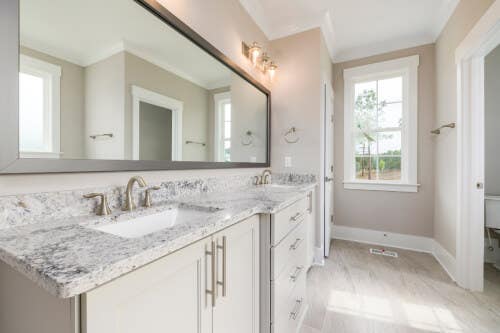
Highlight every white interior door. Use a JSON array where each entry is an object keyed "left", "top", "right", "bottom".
[{"left": 323, "top": 83, "right": 334, "bottom": 257}]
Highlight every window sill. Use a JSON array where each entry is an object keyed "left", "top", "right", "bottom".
[{"left": 343, "top": 180, "right": 420, "bottom": 193}]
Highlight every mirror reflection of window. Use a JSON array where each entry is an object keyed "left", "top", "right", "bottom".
[
  {"left": 214, "top": 92, "right": 231, "bottom": 162},
  {"left": 19, "top": 55, "right": 61, "bottom": 159}
]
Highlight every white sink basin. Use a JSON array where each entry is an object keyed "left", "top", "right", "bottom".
[
  {"left": 92, "top": 209, "right": 179, "bottom": 238},
  {"left": 260, "top": 184, "right": 296, "bottom": 189}
]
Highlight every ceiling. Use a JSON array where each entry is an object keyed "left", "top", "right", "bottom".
[
  {"left": 238, "top": 0, "right": 459, "bottom": 62},
  {"left": 20, "top": 0, "right": 231, "bottom": 89}
]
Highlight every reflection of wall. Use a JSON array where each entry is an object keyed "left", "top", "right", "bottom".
[
  {"left": 124, "top": 52, "right": 209, "bottom": 161},
  {"left": 84, "top": 52, "right": 126, "bottom": 159},
  {"left": 485, "top": 45, "right": 500, "bottom": 195},
  {"left": 230, "top": 73, "right": 267, "bottom": 163},
  {"left": 20, "top": 47, "right": 85, "bottom": 159},
  {"left": 139, "top": 102, "right": 172, "bottom": 160}
]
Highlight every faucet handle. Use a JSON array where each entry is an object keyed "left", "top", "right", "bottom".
[
  {"left": 144, "top": 186, "right": 161, "bottom": 208},
  {"left": 83, "top": 193, "right": 112, "bottom": 216}
]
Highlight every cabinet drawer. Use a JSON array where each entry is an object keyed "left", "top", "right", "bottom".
[
  {"left": 271, "top": 220, "right": 307, "bottom": 280},
  {"left": 272, "top": 271, "right": 306, "bottom": 333},
  {"left": 273, "top": 249, "right": 306, "bottom": 307},
  {"left": 271, "top": 197, "right": 308, "bottom": 246}
]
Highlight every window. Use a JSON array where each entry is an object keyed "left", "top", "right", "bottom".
[
  {"left": 19, "top": 55, "right": 61, "bottom": 159},
  {"left": 343, "top": 55, "right": 419, "bottom": 192},
  {"left": 214, "top": 92, "right": 231, "bottom": 162}
]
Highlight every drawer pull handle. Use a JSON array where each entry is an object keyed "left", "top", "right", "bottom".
[
  {"left": 290, "top": 212, "right": 304, "bottom": 222},
  {"left": 290, "top": 298, "right": 304, "bottom": 320},
  {"left": 290, "top": 266, "right": 304, "bottom": 282},
  {"left": 289, "top": 238, "right": 303, "bottom": 251},
  {"left": 205, "top": 241, "right": 217, "bottom": 307},
  {"left": 216, "top": 236, "right": 227, "bottom": 297}
]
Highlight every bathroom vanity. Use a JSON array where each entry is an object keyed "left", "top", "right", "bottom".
[
  {"left": 0, "top": 0, "right": 318, "bottom": 331},
  {"left": 0, "top": 175, "right": 316, "bottom": 333}
]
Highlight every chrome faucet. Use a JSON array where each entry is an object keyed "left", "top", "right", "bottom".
[
  {"left": 254, "top": 169, "right": 272, "bottom": 185},
  {"left": 123, "top": 176, "right": 147, "bottom": 211},
  {"left": 262, "top": 169, "right": 272, "bottom": 184}
]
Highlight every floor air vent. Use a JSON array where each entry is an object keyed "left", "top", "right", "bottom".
[{"left": 370, "top": 248, "right": 398, "bottom": 258}]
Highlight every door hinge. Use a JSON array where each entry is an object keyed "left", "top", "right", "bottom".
[
  {"left": 330, "top": 114, "right": 334, "bottom": 123},
  {"left": 330, "top": 215, "right": 334, "bottom": 223},
  {"left": 330, "top": 165, "right": 333, "bottom": 173}
]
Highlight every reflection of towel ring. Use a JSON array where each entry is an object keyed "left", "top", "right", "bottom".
[
  {"left": 241, "top": 130, "right": 254, "bottom": 146},
  {"left": 284, "top": 127, "right": 300, "bottom": 144}
]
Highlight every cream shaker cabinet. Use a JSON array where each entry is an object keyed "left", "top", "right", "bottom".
[
  {"left": 261, "top": 191, "right": 314, "bottom": 333},
  {"left": 82, "top": 215, "right": 260, "bottom": 333}
]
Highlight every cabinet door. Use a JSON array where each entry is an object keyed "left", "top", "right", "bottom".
[
  {"left": 213, "top": 215, "right": 260, "bottom": 333},
  {"left": 82, "top": 238, "right": 212, "bottom": 333}
]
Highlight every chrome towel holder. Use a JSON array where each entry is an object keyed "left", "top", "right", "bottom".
[
  {"left": 431, "top": 122, "right": 455, "bottom": 135},
  {"left": 284, "top": 127, "right": 300, "bottom": 144}
]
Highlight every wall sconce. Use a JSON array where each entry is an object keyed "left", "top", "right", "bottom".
[
  {"left": 242, "top": 41, "right": 277, "bottom": 79},
  {"left": 248, "top": 42, "right": 261, "bottom": 66}
]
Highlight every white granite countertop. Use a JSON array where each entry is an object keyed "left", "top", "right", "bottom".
[{"left": 0, "top": 182, "right": 315, "bottom": 298}]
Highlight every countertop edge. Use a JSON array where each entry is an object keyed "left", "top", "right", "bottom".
[{"left": 1, "top": 184, "right": 317, "bottom": 298}]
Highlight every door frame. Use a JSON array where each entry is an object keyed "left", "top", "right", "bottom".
[
  {"left": 456, "top": 2, "right": 500, "bottom": 291},
  {"left": 132, "top": 85, "right": 183, "bottom": 161}
]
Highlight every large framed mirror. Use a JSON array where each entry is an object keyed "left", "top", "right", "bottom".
[{"left": 0, "top": 0, "right": 270, "bottom": 173}]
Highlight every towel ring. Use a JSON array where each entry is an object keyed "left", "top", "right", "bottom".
[
  {"left": 241, "top": 131, "right": 254, "bottom": 146},
  {"left": 284, "top": 127, "right": 300, "bottom": 144}
]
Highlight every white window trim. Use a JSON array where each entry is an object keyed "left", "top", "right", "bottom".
[
  {"left": 343, "top": 55, "right": 420, "bottom": 193},
  {"left": 131, "top": 85, "right": 183, "bottom": 161},
  {"left": 213, "top": 92, "right": 231, "bottom": 162},
  {"left": 19, "top": 54, "right": 61, "bottom": 158}
]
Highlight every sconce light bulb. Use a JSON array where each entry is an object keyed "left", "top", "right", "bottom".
[
  {"left": 249, "top": 42, "right": 261, "bottom": 66},
  {"left": 268, "top": 62, "right": 277, "bottom": 80}
]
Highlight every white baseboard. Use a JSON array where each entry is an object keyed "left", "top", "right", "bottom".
[
  {"left": 332, "top": 225, "right": 456, "bottom": 281},
  {"left": 332, "top": 225, "right": 435, "bottom": 253},
  {"left": 433, "top": 240, "right": 457, "bottom": 281}
]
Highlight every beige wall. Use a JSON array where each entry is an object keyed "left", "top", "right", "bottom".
[
  {"left": 124, "top": 52, "right": 210, "bottom": 161},
  {"left": 20, "top": 47, "right": 85, "bottom": 159},
  {"left": 434, "top": 0, "right": 494, "bottom": 256},
  {"left": 485, "top": 45, "right": 500, "bottom": 195},
  {"left": 270, "top": 28, "right": 332, "bottom": 249},
  {"left": 0, "top": 0, "right": 270, "bottom": 196},
  {"left": 270, "top": 28, "right": 323, "bottom": 175},
  {"left": 332, "top": 44, "right": 436, "bottom": 237}
]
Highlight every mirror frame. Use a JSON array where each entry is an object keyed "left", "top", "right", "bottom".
[{"left": 0, "top": 0, "right": 271, "bottom": 174}]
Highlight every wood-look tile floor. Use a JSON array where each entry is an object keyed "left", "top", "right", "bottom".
[{"left": 300, "top": 240, "right": 500, "bottom": 333}]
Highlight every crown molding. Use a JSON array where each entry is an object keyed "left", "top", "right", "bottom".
[
  {"left": 239, "top": 0, "right": 459, "bottom": 64},
  {"left": 333, "top": 34, "right": 434, "bottom": 63}
]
